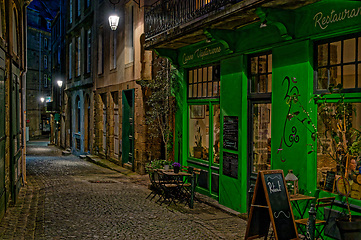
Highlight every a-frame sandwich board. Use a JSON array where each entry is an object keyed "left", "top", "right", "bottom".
[{"left": 245, "top": 170, "right": 299, "bottom": 240}]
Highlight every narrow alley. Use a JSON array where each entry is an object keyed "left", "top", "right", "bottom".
[{"left": 0, "top": 140, "right": 246, "bottom": 239}]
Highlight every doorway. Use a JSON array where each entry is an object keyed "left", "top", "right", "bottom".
[{"left": 122, "top": 89, "right": 134, "bottom": 166}]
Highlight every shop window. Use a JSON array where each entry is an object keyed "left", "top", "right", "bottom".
[
  {"left": 76, "top": 96, "right": 81, "bottom": 133},
  {"left": 317, "top": 102, "right": 361, "bottom": 199},
  {"left": 248, "top": 52, "right": 272, "bottom": 174},
  {"left": 251, "top": 103, "right": 272, "bottom": 173},
  {"left": 249, "top": 53, "right": 272, "bottom": 94},
  {"left": 315, "top": 35, "right": 361, "bottom": 91},
  {"left": 188, "top": 64, "right": 220, "bottom": 164},
  {"left": 188, "top": 65, "right": 220, "bottom": 99}
]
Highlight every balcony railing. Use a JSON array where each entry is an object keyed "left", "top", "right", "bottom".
[{"left": 145, "top": 0, "right": 242, "bottom": 39}]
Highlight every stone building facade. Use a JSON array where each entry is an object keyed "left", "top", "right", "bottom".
[
  {"left": 0, "top": 0, "right": 28, "bottom": 220},
  {"left": 26, "top": 0, "right": 58, "bottom": 139},
  {"left": 92, "top": 0, "right": 153, "bottom": 174},
  {"left": 64, "top": 0, "right": 94, "bottom": 155}
]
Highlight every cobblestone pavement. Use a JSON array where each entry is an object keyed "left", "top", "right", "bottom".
[{"left": 0, "top": 141, "right": 247, "bottom": 239}]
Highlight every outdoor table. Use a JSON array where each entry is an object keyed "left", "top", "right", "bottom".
[
  {"left": 290, "top": 194, "right": 315, "bottom": 219},
  {"left": 158, "top": 169, "right": 195, "bottom": 208}
]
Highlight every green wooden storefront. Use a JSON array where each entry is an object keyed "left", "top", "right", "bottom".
[{"left": 159, "top": 0, "right": 361, "bottom": 215}]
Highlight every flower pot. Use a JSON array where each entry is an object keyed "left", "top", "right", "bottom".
[
  {"left": 173, "top": 166, "right": 180, "bottom": 173},
  {"left": 336, "top": 215, "right": 361, "bottom": 240}
]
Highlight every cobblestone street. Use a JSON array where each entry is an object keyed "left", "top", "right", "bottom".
[{"left": 0, "top": 140, "right": 247, "bottom": 239}]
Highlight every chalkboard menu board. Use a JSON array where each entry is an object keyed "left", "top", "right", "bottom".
[
  {"left": 223, "top": 152, "right": 238, "bottom": 179},
  {"left": 223, "top": 116, "right": 238, "bottom": 151},
  {"left": 324, "top": 171, "right": 336, "bottom": 192},
  {"left": 245, "top": 170, "right": 298, "bottom": 240}
]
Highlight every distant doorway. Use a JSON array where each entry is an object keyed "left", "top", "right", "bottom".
[{"left": 122, "top": 89, "right": 134, "bottom": 166}]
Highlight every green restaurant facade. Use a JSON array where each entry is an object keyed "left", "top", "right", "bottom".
[{"left": 155, "top": 0, "right": 361, "bottom": 215}]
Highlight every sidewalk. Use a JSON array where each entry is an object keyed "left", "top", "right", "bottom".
[{"left": 85, "top": 155, "right": 244, "bottom": 218}]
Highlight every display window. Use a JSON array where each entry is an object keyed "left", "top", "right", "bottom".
[
  {"left": 248, "top": 52, "right": 272, "bottom": 174},
  {"left": 187, "top": 64, "right": 220, "bottom": 165},
  {"left": 316, "top": 102, "right": 361, "bottom": 199}
]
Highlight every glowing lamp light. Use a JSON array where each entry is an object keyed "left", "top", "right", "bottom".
[
  {"left": 40, "top": 97, "right": 45, "bottom": 103},
  {"left": 57, "top": 80, "right": 63, "bottom": 88},
  {"left": 109, "top": 14, "right": 120, "bottom": 31}
]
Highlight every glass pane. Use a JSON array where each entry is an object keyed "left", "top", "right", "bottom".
[
  {"left": 259, "top": 56, "right": 267, "bottom": 74},
  {"left": 318, "top": 43, "right": 328, "bottom": 67},
  {"left": 189, "top": 105, "right": 209, "bottom": 160},
  {"left": 208, "top": 66, "right": 213, "bottom": 81},
  {"left": 193, "top": 84, "right": 197, "bottom": 97},
  {"left": 193, "top": 70, "right": 198, "bottom": 83},
  {"left": 267, "top": 54, "right": 272, "bottom": 73},
  {"left": 317, "top": 103, "right": 361, "bottom": 199},
  {"left": 203, "top": 67, "right": 207, "bottom": 82},
  {"left": 213, "top": 81, "right": 219, "bottom": 96},
  {"left": 267, "top": 74, "right": 272, "bottom": 92},
  {"left": 344, "top": 38, "right": 356, "bottom": 63},
  {"left": 189, "top": 70, "right": 193, "bottom": 84},
  {"left": 198, "top": 83, "right": 202, "bottom": 97},
  {"left": 317, "top": 68, "right": 328, "bottom": 89},
  {"left": 188, "top": 85, "right": 193, "bottom": 98},
  {"left": 358, "top": 37, "right": 361, "bottom": 60},
  {"left": 213, "top": 104, "right": 220, "bottom": 164},
  {"left": 329, "top": 66, "right": 341, "bottom": 87},
  {"left": 198, "top": 68, "right": 202, "bottom": 83},
  {"left": 259, "top": 75, "right": 267, "bottom": 93},
  {"left": 203, "top": 82, "right": 207, "bottom": 97},
  {"left": 251, "top": 57, "right": 258, "bottom": 74},
  {"left": 208, "top": 82, "right": 213, "bottom": 96},
  {"left": 343, "top": 64, "right": 355, "bottom": 88},
  {"left": 251, "top": 103, "right": 272, "bottom": 173},
  {"left": 358, "top": 64, "right": 361, "bottom": 87},
  {"left": 330, "top": 41, "right": 341, "bottom": 65}
]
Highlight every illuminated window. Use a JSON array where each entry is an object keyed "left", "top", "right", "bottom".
[{"left": 315, "top": 35, "right": 361, "bottom": 91}]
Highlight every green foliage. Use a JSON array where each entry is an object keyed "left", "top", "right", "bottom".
[
  {"left": 287, "top": 83, "right": 361, "bottom": 221},
  {"left": 140, "top": 57, "right": 180, "bottom": 160},
  {"left": 149, "top": 159, "right": 172, "bottom": 170}
]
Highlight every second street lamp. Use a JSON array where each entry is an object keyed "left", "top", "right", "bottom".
[{"left": 108, "top": 0, "right": 120, "bottom": 30}]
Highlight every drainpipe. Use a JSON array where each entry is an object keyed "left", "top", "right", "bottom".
[{"left": 21, "top": 1, "right": 30, "bottom": 185}]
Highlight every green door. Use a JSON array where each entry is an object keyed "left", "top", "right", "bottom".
[
  {"left": 122, "top": 89, "right": 134, "bottom": 166},
  {"left": 0, "top": 66, "right": 6, "bottom": 219}
]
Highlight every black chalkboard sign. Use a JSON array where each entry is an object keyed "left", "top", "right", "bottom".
[
  {"left": 245, "top": 170, "right": 298, "bottom": 240},
  {"left": 223, "top": 152, "right": 238, "bottom": 179},
  {"left": 324, "top": 171, "right": 336, "bottom": 192},
  {"left": 223, "top": 116, "right": 238, "bottom": 151}
]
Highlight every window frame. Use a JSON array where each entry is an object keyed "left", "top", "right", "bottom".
[
  {"left": 314, "top": 33, "right": 361, "bottom": 93},
  {"left": 247, "top": 52, "right": 273, "bottom": 175}
]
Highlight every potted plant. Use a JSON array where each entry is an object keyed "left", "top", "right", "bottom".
[
  {"left": 193, "top": 122, "right": 203, "bottom": 159},
  {"left": 288, "top": 84, "right": 361, "bottom": 239},
  {"left": 172, "top": 162, "right": 181, "bottom": 173}
]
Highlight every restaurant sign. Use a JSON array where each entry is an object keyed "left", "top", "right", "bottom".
[
  {"left": 297, "top": 1, "right": 361, "bottom": 37},
  {"left": 180, "top": 42, "right": 228, "bottom": 66}
]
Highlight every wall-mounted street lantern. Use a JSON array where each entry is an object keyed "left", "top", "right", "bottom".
[
  {"left": 57, "top": 80, "right": 63, "bottom": 88},
  {"left": 40, "top": 97, "right": 45, "bottom": 103},
  {"left": 108, "top": 0, "right": 120, "bottom": 31}
]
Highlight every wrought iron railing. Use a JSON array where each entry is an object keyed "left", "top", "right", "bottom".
[{"left": 145, "top": 0, "right": 242, "bottom": 39}]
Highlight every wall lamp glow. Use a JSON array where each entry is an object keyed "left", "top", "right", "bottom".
[{"left": 109, "top": 0, "right": 120, "bottom": 31}]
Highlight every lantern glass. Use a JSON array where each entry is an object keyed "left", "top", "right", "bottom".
[{"left": 108, "top": 15, "right": 119, "bottom": 31}]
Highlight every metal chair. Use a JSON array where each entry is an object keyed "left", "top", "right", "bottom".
[{"left": 295, "top": 196, "right": 336, "bottom": 239}]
